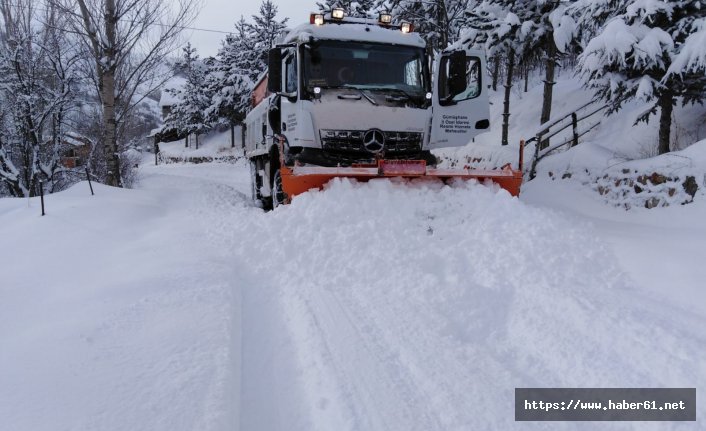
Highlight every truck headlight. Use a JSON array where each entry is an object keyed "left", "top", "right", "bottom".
[
  {"left": 379, "top": 13, "right": 392, "bottom": 24},
  {"left": 400, "top": 22, "right": 413, "bottom": 33}
]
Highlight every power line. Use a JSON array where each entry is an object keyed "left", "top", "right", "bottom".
[{"left": 155, "top": 23, "right": 232, "bottom": 35}]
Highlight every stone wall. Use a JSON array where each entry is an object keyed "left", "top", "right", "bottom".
[{"left": 547, "top": 169, "right": 703, "bottom": 210}]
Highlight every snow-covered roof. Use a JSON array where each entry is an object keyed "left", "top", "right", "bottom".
[
  {"left": 283, "top": 20, "right": 426, "bottom": 48},
  {"left": 62, "top": 133, "right": 91, "bottom": 147},
  {"left": 147, "top": 127, "right": 162, "bottom": 138},
  {"left": 159, "top": 76, "right": 187, "bottom": 107}
]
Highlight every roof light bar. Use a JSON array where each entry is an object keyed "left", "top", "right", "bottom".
[
  {"left": 378, "top": 12, "right": 392, "bottom": 25},
  {"left": 400, "top": 22, "right": 413, "bottom": 33},
  {"left": 331, "top": 8, "right": 345, "bottom": 20}
]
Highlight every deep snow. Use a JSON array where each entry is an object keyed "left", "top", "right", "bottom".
[{"left": 1, "top": 159, "right": 704, "bottom": 431}]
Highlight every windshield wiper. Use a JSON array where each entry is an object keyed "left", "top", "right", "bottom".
[
  {"left": 360, "top": 89, "right": 378, "bottom": 106},
  {"left": 342, "top": 85, "right": 378, "bottom": 106},
  {"left": 383, "top": 88, "right": 415, "bottom": 101},
  {"left": 351, "top": 86, "right": 420, "bottom": 103}
]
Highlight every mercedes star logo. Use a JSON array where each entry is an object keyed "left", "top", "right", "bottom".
[{"left": 363, "top": 129, "right": 385, "bottom": 153}]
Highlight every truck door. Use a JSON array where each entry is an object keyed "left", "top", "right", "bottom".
[
  {"left": 429, "top": 49, "right": 490, "bottom": 148},
  {"left": 279, "top": 48, "right": 298, "bottom": 146}
]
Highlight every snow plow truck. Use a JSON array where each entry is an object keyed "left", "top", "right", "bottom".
[{"left": 244, "top": 9, "right": 523, "bottom": 209}]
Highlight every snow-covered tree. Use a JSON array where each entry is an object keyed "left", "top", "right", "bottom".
[
  {"left": 0, "top": 0, "right": 81, "bottom": 197},
  {"left": 355, "top": 0, "right": 377, "bottom": 15},
  {"left": 516, "top": 1, "right": 577, "bottom": 136},
  {"left": 384, "top": 0, "right": 472, "bottom": 51},
  {"left": 667, "top": 18, "right": 706, "bottom": 105},
  {"left": 317, "top": 1, "right": 356, "bottom": 14},
  {"left": 570, "top": 0, "right": 629, "bottom": 41},
  {"left": 58, "top": 0, "right": 198, "bottom": 187},
  {"left": 462, "top": 2, "right": 523, "bottom": 145},
  {"left": 206, "top": 21, "right": 255, "bottom": 147},
  {"left": 164, "top": 44, "right": 212, "bottom": 148},
  {"left": 466, "top": 1, "right": 578, "bottom": 147},
  {"left": 221, "top": 16, "right": 262, "bottom": 84},
  {"left": 577, "top": 0, "right": 706, "bottom": 154},
  {"left": 250, "top": 0, "right": 289, "bottom": 76}
]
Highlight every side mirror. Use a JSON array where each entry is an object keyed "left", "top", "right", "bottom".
[
  {"left": 447, "top": 50, "right": 467, "bottom": 98},
  {"left": 268, "top": 48, "right": 282, "bottom": 93}
]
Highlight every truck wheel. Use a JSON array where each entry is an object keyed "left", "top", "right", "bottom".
[
  {"left": 249, "top": 159, "right": 259, "bottom": 202},
  {"left": 271, "top": 168, "right": 287, "bottom": 208},
  {"left": 250, "top": 158, "right": 273, "bottom": 210}
]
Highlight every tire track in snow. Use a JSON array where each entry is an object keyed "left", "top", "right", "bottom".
[
  {"left": 301, "top": 287, "right": 444, "bottom": 430},
  {"left": 164, "top": 163, "right": 317, "bottom": 431},
  {"left": 140, "top": 164, "right": 249, "bottom": 431}
]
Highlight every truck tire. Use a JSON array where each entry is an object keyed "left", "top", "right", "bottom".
[
  {"left": 249, "top": 159, "right": 259, "bottom": 202},
  {"left": 250, "top": 157, "right": 273, "bottom": 211},
  {"left": 271, "top": 168, "right": 286, "bottom": 208}
]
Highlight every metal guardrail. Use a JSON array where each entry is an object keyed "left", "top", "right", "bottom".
[{"left": 526, "top": 99, "right": 611, "bottom": 179}]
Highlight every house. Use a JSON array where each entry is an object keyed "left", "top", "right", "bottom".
[{"left": 60, "top": 133, "right": 92, "bottom": 169}]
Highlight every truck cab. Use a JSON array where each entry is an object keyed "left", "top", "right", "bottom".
[{"left": 245, "top": 11, "right": 491, "bottom": 209}]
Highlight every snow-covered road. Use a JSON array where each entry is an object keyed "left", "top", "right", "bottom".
[{"left": 1, "top": 160, "right": 704, "bottom": 431}]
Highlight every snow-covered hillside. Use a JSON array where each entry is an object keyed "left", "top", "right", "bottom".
[{"left": 1, "top": 157, "right": 704, "bottom": 431}]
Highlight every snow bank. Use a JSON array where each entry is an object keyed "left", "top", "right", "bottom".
[
  {"left": 158, "top": 128, "right": 243, "bottom": 163},
  {"left": 0, "top": 166, "right": 248, "bottom": 431}
]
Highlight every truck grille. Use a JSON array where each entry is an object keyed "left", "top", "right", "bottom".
[{"left": 320, "top": 129, "right": 423, "bottom": 154}]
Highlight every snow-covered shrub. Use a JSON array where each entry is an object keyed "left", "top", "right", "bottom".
[{"left": 120, "top": 148, "right": 143, "bottom": 189}]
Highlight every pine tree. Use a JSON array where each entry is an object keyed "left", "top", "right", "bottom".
[
  {"left": 462, "top": 2, "right": 523, "bottom": 145},
  {"left": 667, "top": 18, "right": 706, "bottom": 104},
  {"left": 385, "top": 0, "right": 471, "bottom": 51},
  {"left": 355, "top": 0, "right": 377, "bottom": 15},
  {"left": 250, "top": 0, "right": 289, "bottom": 76},
  {"left": 466, "top": 1, "right": 578, "bottom": 148},
  {"left": 165, "top": 44, "right": 212, "bottom": 148},
  {"left": 317, "top": 1, "right": 355, "bottom": 14},
  {"left": 206, "top": 21, "right": 255, "bottom": 147},
  {"left": 228, "top": 17, "right": 261, "bottom": 83},
  {"left": 577, "top": 0, "right": 706, "bottom": 154},
  {"left": 569, "top": 0, "right": 628, "bottom": 42}
]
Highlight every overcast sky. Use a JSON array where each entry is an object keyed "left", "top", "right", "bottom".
[{"left": 186, "top": 0, "right": 319, "bottom": 57}]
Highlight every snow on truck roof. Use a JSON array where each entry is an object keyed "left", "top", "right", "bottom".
[{"left": 283, "top": 20, "right": 426, "bottom": 48}]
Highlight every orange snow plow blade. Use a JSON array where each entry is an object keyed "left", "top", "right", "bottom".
[{"left": 280, "top": 159, "right": 523, "bottom": 200}]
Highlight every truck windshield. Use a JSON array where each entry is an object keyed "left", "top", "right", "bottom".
[{"left": 303, "top": 40, "right": 428, "bottom": 101}]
